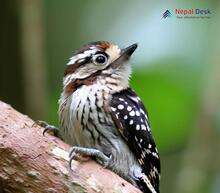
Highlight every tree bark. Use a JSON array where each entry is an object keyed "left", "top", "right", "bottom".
[{"left": 0, "top": 101, "right": 141, "bottom": 193}]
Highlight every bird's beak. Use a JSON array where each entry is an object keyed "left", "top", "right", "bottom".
[
  {"left": 120, "top": 43, "right": 138, "bottom": 57},
  {"left": 111, "top": 43, "right": 138, "bottom": 69}
]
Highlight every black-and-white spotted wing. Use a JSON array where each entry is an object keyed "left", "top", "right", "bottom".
[{"left": 109, "top": 88, "right": 160, "bottom": 193}]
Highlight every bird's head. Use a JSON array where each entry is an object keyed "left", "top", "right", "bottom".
[{"left": 63, "top": 41, "right": 137, "bottom": 93}]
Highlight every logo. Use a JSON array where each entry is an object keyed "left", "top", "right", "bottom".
[
  {"left": 162, "top": 8, "right": 211, "bottom": 19},
  {"left": 162, "top": 10, "right": 172, "bottom": 18}
]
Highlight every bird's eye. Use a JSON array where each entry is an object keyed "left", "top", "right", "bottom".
[{"left": 92, "top": 54, "right": 108, "bottom": 65}]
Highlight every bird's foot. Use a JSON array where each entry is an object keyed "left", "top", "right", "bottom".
[
  {"left": 33, "top": 120, "right": 63, "bottom": 139},
  {"left": 69, "top": 146, "right": 112, "bottom": 168}
]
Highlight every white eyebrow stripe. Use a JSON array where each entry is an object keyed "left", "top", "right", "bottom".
[{"left": 67, "top": 49, "right": 97, "bottom": 65}]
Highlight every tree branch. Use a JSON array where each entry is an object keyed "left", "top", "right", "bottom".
[{"left": 0, "top": 101, "right": 141, "bottom": 193}]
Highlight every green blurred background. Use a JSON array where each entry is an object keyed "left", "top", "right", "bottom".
[{"left": 0, "top": 1, "right": 220, "bottom": 193}]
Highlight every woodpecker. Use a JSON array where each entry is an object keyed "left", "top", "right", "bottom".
[{"left": 57, "top": 41, "right": 160, "bottom": 193}]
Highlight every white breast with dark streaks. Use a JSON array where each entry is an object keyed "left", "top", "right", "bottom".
[{"left": 58, "top": 78, "right": 143, "bottom": 185}]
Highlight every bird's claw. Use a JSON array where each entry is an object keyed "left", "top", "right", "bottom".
[
  {"left": 102, "top": 154, "right": 112, "bottom": 168},
  {"left": 33, "top": 120, "right": 62, "bottom": 139},
  {"left": 68, "top": 146, "right": 112, "bottom": 169}
]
